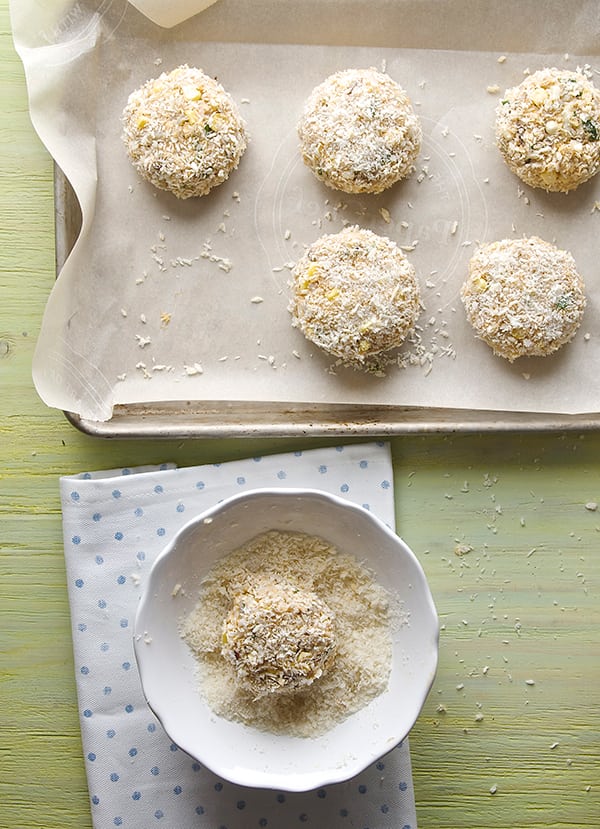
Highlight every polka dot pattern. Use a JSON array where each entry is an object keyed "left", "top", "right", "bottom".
[{"left": 60, "top": 444, "right": 416, "bottom": 828}]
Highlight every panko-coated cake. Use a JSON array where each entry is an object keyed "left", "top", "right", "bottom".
[
  {"left": 297, "top": 68, "right": 422, "bottom": 194},
  {"left": 122, "top": 64, "right": 248, "bottom": 199},
  {"left": 495, "top": 67, "right": 600, "bottom": 193},
  {"left": 221, "top": 574, "right": 337, "bottom": 699},
  {"left": 461, "top": 236, "right": 586, "bottom": 361},
  {"left": 289, "top": 225, "right": 421, "bottom": 365}
]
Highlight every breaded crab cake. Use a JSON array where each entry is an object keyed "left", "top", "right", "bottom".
[
  {"left": 495, "top": 67, "right": 600, "bottom": 192},
  {"left": 122, "top": 64, "right": 248, "bottom": 198},
  {"left": 289, "top": 225, "right": 422, "bottom": 365},
  {"left": 460, "top": 236, "right": 586, "bottom": 361},
  {"left": 297, "top": 68, "right": 422, "bottom": 194},
  {"left": 221, "top": 574, "right": 337, "bottom": 698}
]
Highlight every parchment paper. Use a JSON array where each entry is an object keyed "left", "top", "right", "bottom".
[
  {"left": 11, "top": 0, "right": 600, "bottom": 421},
  {"left": 127, "top": 0, "right": 218, "bottom": 28}
]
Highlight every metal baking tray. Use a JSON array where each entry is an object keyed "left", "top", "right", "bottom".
[{"left": 55, "top": 167, "right": 600, "bottom": 438}]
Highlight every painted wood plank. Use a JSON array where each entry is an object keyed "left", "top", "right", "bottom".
[{"left": 1, "top": 4, "right": 598, "bottom": 827}]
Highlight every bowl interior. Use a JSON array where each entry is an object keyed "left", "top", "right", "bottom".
[{"left": 134, "top": 488, "right": 438, "bottom": 791}]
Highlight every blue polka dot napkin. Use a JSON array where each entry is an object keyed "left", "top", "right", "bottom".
[{"left": 60, "top": 442, "right": 418, "bottom": 829}]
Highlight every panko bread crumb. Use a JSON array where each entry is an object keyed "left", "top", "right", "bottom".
[
  {"left": 181, "top": 530, "right": 392, "bottom": 738},
  {"left": 461, "top": 236, "right": 586, "bottom": 361},
  {"left": 122, "top": 64, "right": 248, "bottom": 199},
  {"left": 297, "top": 68, "right": 422, "bottom": 194},
  {"left": 496, "top": 67, "right": 600, "bottom": 192},
  {"left": 289, "top": 225, "right": 422, "bottom": 365}
]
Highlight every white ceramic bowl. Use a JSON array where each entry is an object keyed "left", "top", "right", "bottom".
[{"left": 133, "top": 488, "right": 439, "bottom": 792}]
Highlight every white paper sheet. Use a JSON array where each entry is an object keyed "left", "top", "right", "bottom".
[{"left": 11, "top": 0, "right": 600, "bottom": 420}]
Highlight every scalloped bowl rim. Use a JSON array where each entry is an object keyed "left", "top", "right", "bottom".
[{"left": 133, "top": 487, "right": 439, "bottom": 792}]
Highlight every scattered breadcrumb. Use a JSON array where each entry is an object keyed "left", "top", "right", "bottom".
[{"left": 183, "top": 363, "right": 203, "bottom": 376}]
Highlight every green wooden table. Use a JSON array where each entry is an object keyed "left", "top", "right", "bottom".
[{"left": 1, "top": 3, "right": 598, "bottom": 826}]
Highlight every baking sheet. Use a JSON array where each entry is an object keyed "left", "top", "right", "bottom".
[
  {"left": 12, "top": 0, "right": 600, "bottom": 432},
  {"left": 52, "top": 168, "right": 599, "bottom": 436}
]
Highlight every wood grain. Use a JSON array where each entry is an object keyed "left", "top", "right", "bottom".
[
  {"left": 393, "top": 435, "right": 599, "bottom": 828},
  {"left": 1, "top": 4, "right": 598, "bottom": 827}
]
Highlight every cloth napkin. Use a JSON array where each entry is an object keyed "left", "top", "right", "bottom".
[{"left": 60, "top": 441, "right": 418, "bottom": 829}]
